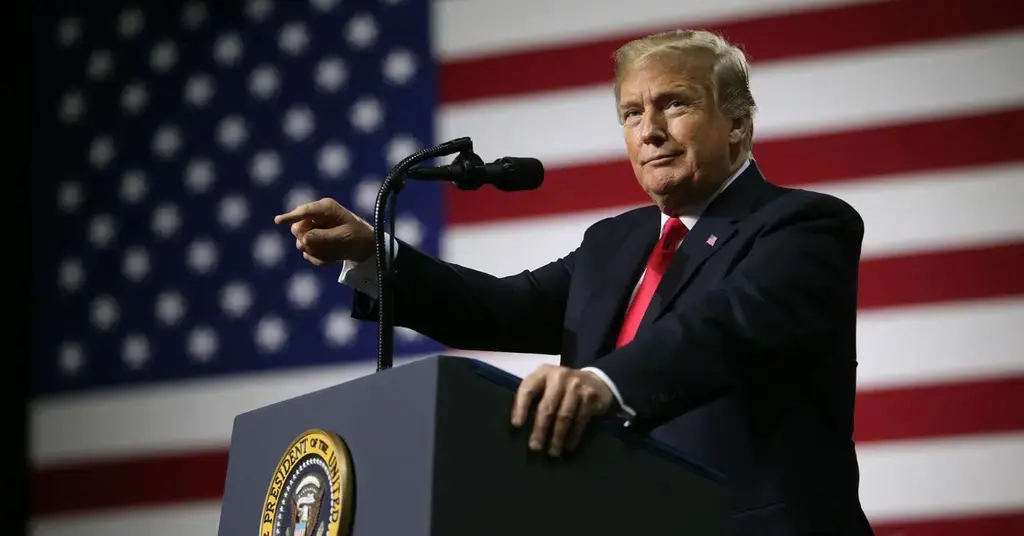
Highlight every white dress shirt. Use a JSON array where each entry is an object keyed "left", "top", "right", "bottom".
[{"left": 339, "top": 159, "right": 752, "bottom": 423}]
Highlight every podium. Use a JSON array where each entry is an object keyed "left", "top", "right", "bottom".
[{"left": 217, "top": 355, "right": 729, "bottom": 535}]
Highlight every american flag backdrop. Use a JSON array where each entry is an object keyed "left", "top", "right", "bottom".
[{"left": 30, "top": 0, "right": 1024, "bottom": 534}]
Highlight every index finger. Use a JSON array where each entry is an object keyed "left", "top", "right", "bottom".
[
  {"left": 274, "top": 206, "right": 310, "bottom": 225},
  {"left": 511, "top": 372, "right": 546, "bottom": 428},
  {"left": 274, "top": 200, "right": 324, "bottom": 225}
]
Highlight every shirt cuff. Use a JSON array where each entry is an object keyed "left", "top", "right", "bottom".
[
  {"left": 581, "top": 366, "right": 636, "bottom": 423},
  {"left": 337, "top": 233, "right": 397, "bottom": 299}
]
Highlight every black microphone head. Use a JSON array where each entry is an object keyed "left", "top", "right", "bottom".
[{"left": 494, "top": 157, "right": 544, "bottom": 191}]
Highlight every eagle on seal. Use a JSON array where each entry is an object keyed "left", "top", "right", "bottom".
[{"left": 289, "top": 476, "right": 325, "bottom": 536}]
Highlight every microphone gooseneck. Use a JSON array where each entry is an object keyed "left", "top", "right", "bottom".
[{"left": 372, "top": 137, "right": 474, "bottom": 372}]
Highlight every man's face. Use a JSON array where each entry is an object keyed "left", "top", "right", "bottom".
[{"left": 617, "top": 54, "right": 741, "bottom": 215}]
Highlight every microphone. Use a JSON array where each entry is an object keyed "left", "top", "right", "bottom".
[{"left": 407, "top": 151, "right": 544, "bottom": 191}]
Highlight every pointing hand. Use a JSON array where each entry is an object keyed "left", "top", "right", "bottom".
[{"left": 274, "top": 198, "right": 375, "bottom": 266}]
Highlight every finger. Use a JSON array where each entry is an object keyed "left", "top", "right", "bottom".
[
  {"left": 274, "top": 206, "right": 312, "bottom": 225},
  {"left": 565, "top": 411, "right": 591, "bottom": 452},
  {"left": 511, "top": 370, "right": 545, "bottom": 427},
  {"left": 302, "top": 251, "right": 327, "bottom": 266},
  {"left": 274, "top": 199, "right": 330, "bottom": 225},
  {"left": 302, "top": 227, "right": 351, "bottom": 260},
  {"left": 567, "top": 384, "right": 601, "bottom": 451},
  {"left": 290, "top": 219, "right": 314, "bottom": 239},
  {"left": 303, "top": 226, "right": 348, "bottom": 248},
  {"left": 529, "top": 375, "right": 566, "bottom": 452},
  {"left": 548, "top": 386, "right": 580, "bottom": 457}
]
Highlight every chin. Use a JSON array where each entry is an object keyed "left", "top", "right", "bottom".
[{"left": 642, "top": 170, "right": 689, "bottom": 197}]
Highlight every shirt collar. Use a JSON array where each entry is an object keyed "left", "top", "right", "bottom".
[{"left": 662, "top": 158, "right": 751, "bottom": 232}]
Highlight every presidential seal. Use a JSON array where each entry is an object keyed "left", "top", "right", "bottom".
[{"left": 260, "top": 429, "right": 355, "bottom": 536}]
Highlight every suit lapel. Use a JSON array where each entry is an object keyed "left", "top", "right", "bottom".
[
  {"left": 580, "top": 207, "right": 660, "bottom": 359},
  {"left": 637, "top": 161, "right": 769, "bottom": 331}
]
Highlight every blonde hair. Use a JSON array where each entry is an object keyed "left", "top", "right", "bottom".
[{"left": 613, "top": 29, "right": 757, "bottom": 155}]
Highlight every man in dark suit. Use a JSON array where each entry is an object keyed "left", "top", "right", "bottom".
[{"left": 275, "top": 29, "right": 874, "bottom": 535}]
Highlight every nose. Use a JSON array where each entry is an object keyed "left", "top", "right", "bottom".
[{"left": 639, "top": 110, "right": 667, "bottom": 146}]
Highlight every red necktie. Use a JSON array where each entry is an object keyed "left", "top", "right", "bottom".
[{"left": 615, "top": 217, "right": 688, "bottom": 348}]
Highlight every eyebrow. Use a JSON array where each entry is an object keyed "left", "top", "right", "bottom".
[{"left": 617, "top": 86, "right": 700, "bottom": 111}]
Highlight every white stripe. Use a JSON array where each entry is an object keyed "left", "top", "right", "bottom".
[
  {"left": 29, "top": 433, "right": 1024, "bottom": 534},
  {"left": 433, "top": 0, "right": 876, "bottom": 60},
  {"left": 811, "top": 163, "right": 1024, "bottom": 258},
  {"left": 444, "top": 163, "right": 1024, "bottom": 274},
  {"left": 438, "top": 31, "right": 1024, "bottom": 168},
  {"left": 858, "top": 432, "right": 1024, "bottom": 521},
  {"left": 854, "top": 297, "right": 1024, "bottom": 389},
  {"left": 30, "top": 298, "right": 1024, "bottom": 465}
]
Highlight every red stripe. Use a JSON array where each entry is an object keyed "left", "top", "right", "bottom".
[
  {"left": 858, "top": 242, "right": 1024, "bottom": 310},
  {"left": 33, "top": 449, "right": 228, "bottom": 516},
  {"left": 872, "top": 511, "right": 1024, "bottom": 536},
  {"left": 854, "top": 376, "right": 1024, "bottom": 442},
  {"left": 445, "top": 107, "right": 1024, "bottom": 224},
  {"left": 31, "top": 376, "right": 1024, "bottom": 515},
  {"left": 440, "top": 0, "right": 1024, "bottom": 103}
]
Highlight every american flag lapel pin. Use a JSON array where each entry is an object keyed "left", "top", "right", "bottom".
[{"left": 705, "top": 234, "right": 718, "bottom": 247}]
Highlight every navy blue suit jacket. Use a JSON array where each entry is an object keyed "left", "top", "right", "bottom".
[{"left": 353, "top": 161, "right": 875, "bottom": 535}]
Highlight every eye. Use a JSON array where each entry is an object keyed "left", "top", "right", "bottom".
[
  {"left": 621, "top": 109, "right": 641, "bottom": 122},
  {"left": 668, "top": 100, "right": 687, "bottom": 109}
]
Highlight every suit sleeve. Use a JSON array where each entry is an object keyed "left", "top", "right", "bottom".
[
  {"left": 591, "top": 194, "right": 864, "bottom": 430},
  {"left": 351, "top": 240, "right": 575, "bottom": 355}
]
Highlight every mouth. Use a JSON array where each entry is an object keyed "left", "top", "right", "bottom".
[{"left": 644, "top": 153, "right": 681, "bottom": 165}]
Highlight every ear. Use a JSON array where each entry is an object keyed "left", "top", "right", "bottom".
[{"left": 728, "top": 115, "right": 750, "bottom": 144}]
